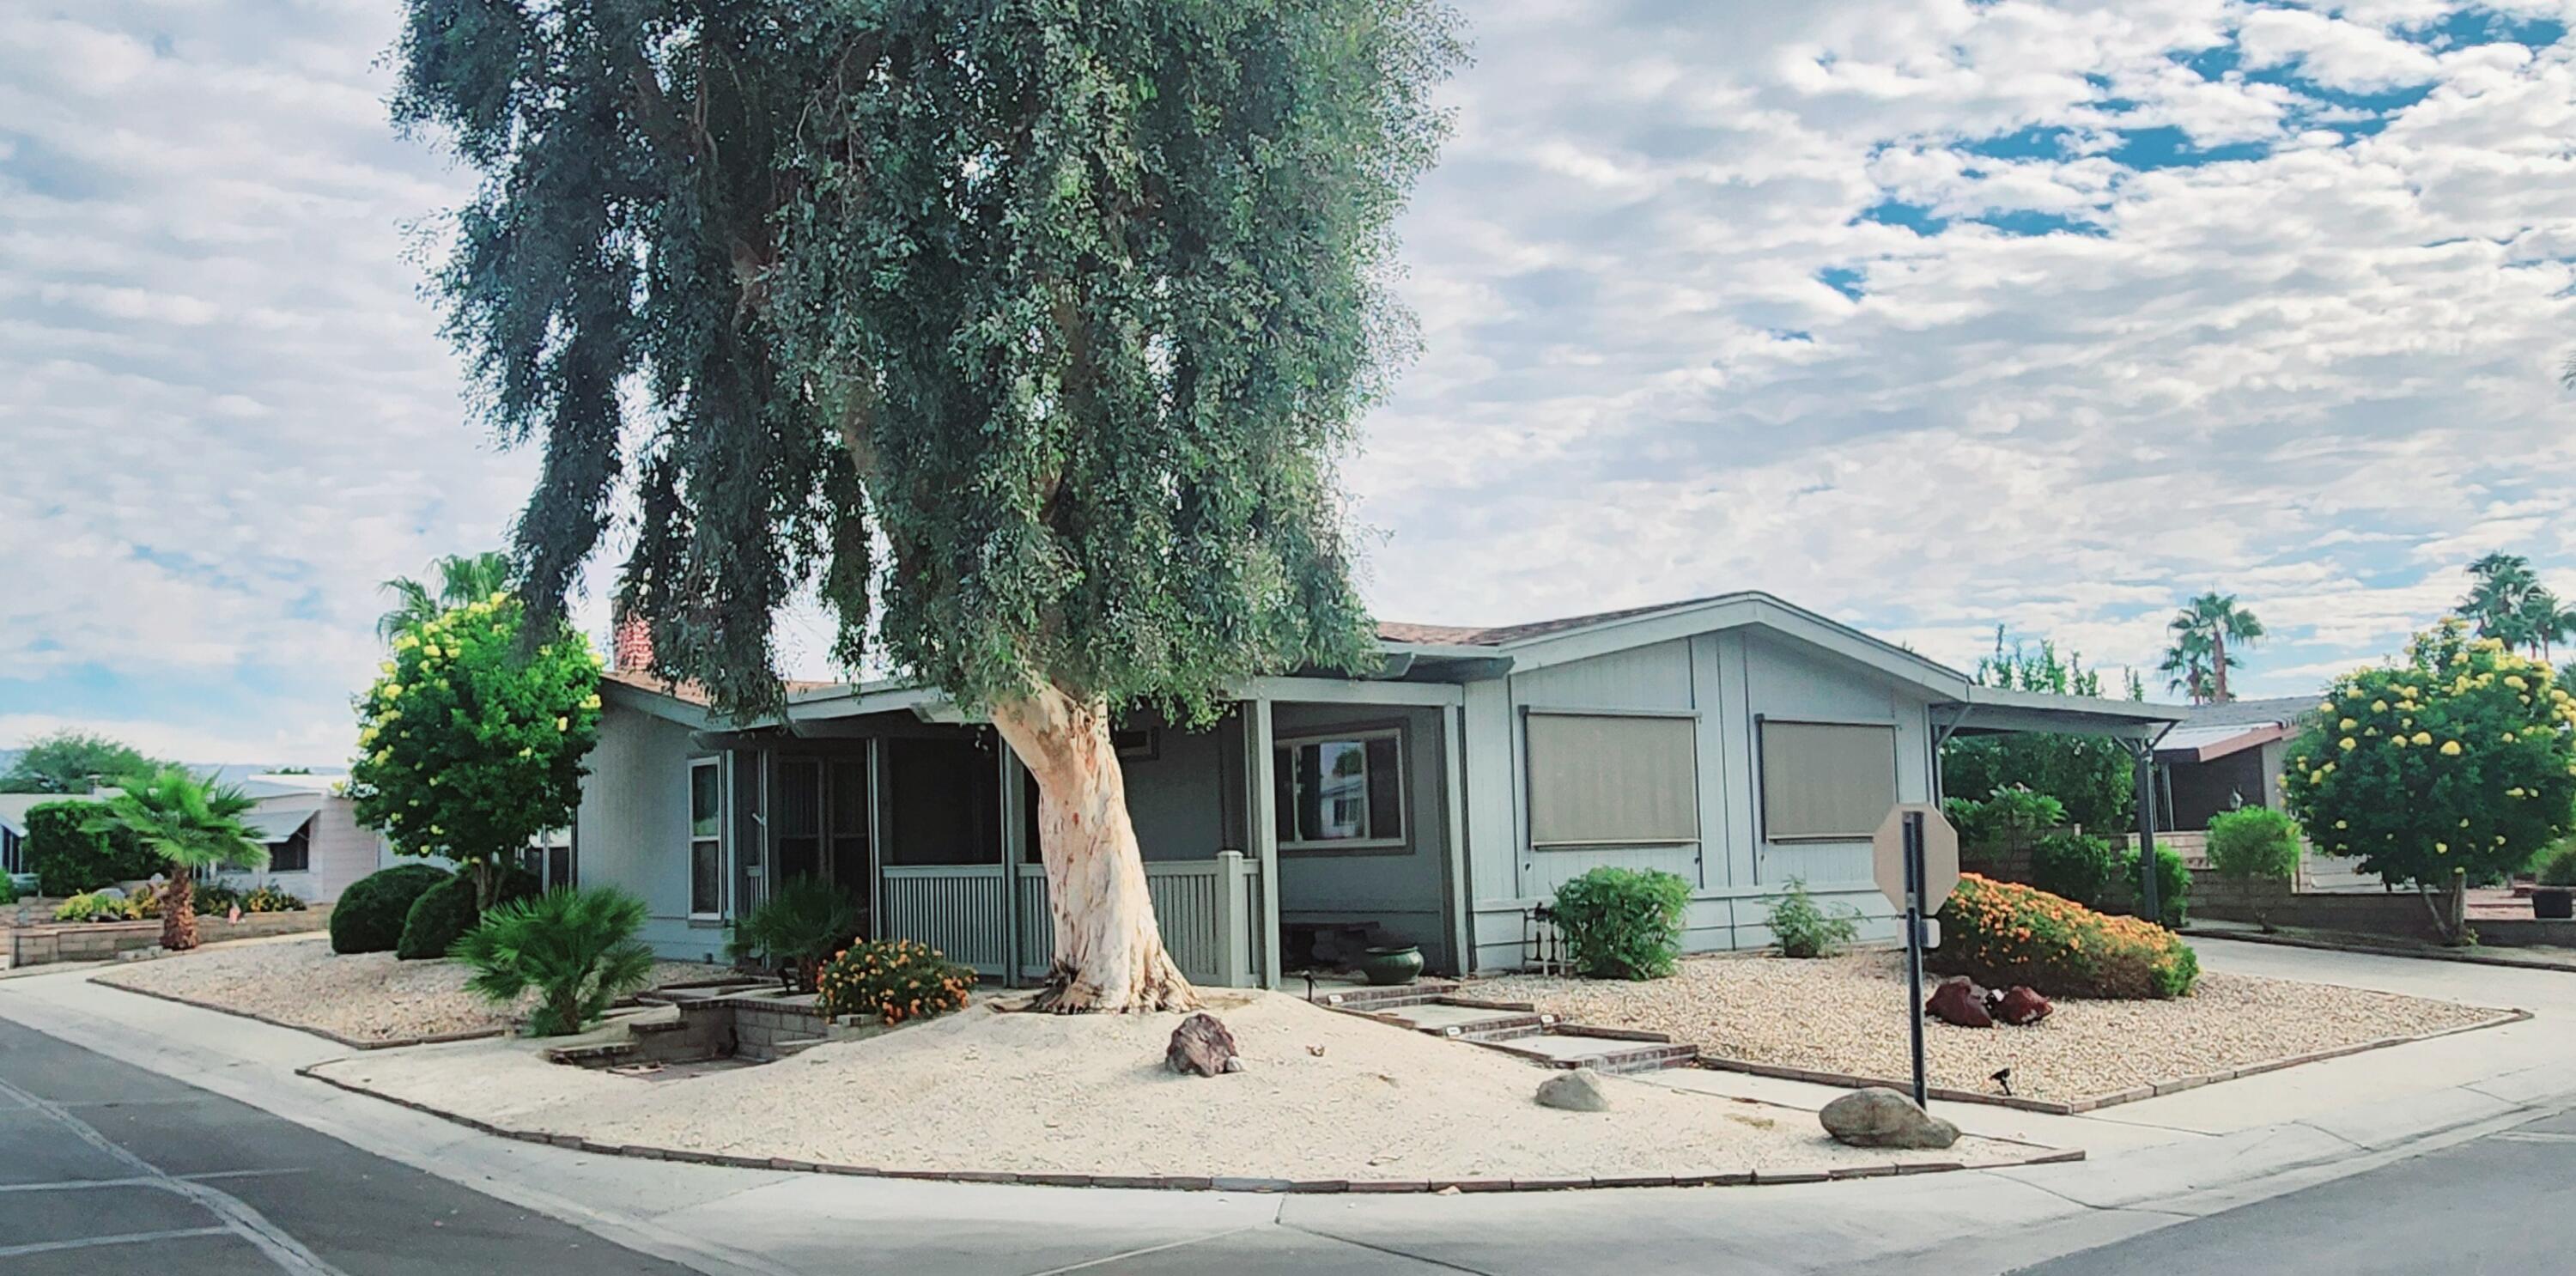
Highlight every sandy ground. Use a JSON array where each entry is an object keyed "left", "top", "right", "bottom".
[
  {"left": 1479, "top": 951, "right": 2516, "bottom": 1105},
  {"left": 307, "top": 990, "right": 2044, "bottom": 1181},
  {"left": 93, "top": 936, "right": 717, "bottom": 1044}
]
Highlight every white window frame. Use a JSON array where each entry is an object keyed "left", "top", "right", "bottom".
[
  {"left": 1274, "top": 726, "right": 1407, "bottom": 853},
  {"left": 688, "top": 756, "right": 724, "bottom": 919}
]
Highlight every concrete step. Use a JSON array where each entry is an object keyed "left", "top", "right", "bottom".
[
  {"left": 1306, "top": 980, "right": 1461, "bottom": 1012},
  {"left": 766, "top": 1037, "right": 828, "bottom": 1060},
  {"left": 1482, "top": 1030, "right": 1698, "bottom": 1075}
]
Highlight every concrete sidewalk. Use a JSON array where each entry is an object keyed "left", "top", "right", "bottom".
[{"left": 0, "top": 937, "right": 2569, "bottom": 1275}]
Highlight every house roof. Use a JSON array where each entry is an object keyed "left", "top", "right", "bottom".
[
  {"left": 0, "top": 791, "right": 102, "bottom": 835},
  {"left": 2147, "top": 696, "right": 2315, "bottom": 762},
  {"left": 2177, "top": 696, "right": 2318, "bottom": 730},
  {"left": 1375, "top": 597, "right": 1729, "bottom": 647}
]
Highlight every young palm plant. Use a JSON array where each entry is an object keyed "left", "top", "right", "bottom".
[
  {"left": 453, "top": 886, "right": 658, "bottom": 1036},
  {"left": 726, "top": 876, "right": 864, "bottom": 993},
  {"left": 82, "top": 768, "right": 265, "bottom": 951}
]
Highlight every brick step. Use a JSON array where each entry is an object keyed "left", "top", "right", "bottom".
[
  {"left": 1307, "top": 980, "right": 1461, "bottom": 1012},
  {"left": 1481, "top": 1031, "right": 1698, "bottom": 1076}
]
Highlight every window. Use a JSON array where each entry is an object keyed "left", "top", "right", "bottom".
[
  {"left": 1759, "top": 720, "right": 1899, "bottom": 842},
  {"left": 265, "top": 823, "right": 312, "bottom": 873},
  {"left": 1274, "top": 729, "right": 1404, "bottom": 849},
  {"left": 1525, "top": 712, "right": 1699, "bottom": 848},
  {"left": 690, "top": 758, "right": 722, "bottom": 916},
  {"left": 519, "top": 827, "right": 577, "bottom": 890}
]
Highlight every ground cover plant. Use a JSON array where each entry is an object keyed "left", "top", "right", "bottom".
[
  {"left": 1934, "top": 874, "right": 2199, "bottom": 1000},
  {"left": 816, "top": 939, "right": 975, "bottom": 1025}
]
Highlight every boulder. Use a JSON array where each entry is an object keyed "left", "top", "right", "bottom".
[
  {"left": 1992, "top": 985, "right": 2052, "bottom": 1026},
  {"left": 1165, "top": 1012, "right": 1242, "bottom": 1078},
  {"left": 1820, "top": 1086, "right": 1960, "bottom": 1150},
  {"left": 1534, "top": 1066, "right": 1613, "bottom": 1113},
  {"left": 1925, "top": 975, "right": 1992, "bottom": 1028}
]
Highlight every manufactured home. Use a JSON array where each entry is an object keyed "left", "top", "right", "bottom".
[{"left": 574, "top": 592, "right": 2184, "bottom": 981}]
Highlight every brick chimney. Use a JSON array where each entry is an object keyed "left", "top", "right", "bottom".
[{"left": 611, "top": 608, "right": 654, "bottom": 674}]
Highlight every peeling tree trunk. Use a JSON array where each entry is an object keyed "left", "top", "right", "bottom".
[
  {"left": 988, "top": 684, "right": 1200, "bottom": 1014},
  {"left": 161, "top": 866, "right": 198, "bottom": 952}
]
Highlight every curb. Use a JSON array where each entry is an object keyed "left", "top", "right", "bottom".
[
  {"left": 289, "top": 1062, "right": 2081, "bottom": 1193},
  {"left": 1698, "top": 1009, "right": 2533, "bottom": 1115},
  {"left": 2183, "top": 927, "right": 2576, "bottom": 973},
  {"left": 88, "top": 976, "right": 510, "bottom": 1052}
]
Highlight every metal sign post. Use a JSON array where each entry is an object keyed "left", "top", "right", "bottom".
[{"left": 1902, "top": 810, "right": 1929, "bottom": 1109}]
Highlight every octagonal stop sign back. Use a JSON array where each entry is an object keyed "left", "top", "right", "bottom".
[{"left": 1871, "top": 802, "right": 1959, "bottom": 914}]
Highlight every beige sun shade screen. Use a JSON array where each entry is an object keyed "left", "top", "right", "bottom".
[
  {"left": 1759, "top": 720, "right": 1898, "bottom": 840},
  {"left": 1526, "top": 712, "right": 1699, "bottom": 846}
]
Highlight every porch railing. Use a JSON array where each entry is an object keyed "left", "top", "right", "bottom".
[{"left": 880, "top": 852, "right": 1263, "bottom": 988}]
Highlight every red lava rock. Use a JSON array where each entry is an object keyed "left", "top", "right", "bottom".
[
  {"left": 1165, "top": 1012, "right": 1242, "bottom": 1077},
  {"left": 1992, "top": 985, "right": 2053, "bottom": 1026},
  {"left": 1924, "top": 975, "right": 1993, "bottom": 1028}
]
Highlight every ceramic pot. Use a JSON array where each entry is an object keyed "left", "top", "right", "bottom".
[{"left": 1358, "top": 944, "right": 1425, "bottom": 986}]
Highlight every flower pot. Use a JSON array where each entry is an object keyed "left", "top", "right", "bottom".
[
  {"left": 1358, "top": 944, "right": 1425, "bottom": 987},
  {"left": 2534, "top": 888, "right": 2573, "bottom": 921}
]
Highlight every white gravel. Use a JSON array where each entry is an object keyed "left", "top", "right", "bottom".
[
  {"left": 94, "top": 936, "right": 717, "bottom": 1044},
  {"left": 307, "top": 989, "right": 2046, "bottom": 1181},
  {"left": 1479, "top": 951, "right": 2516, "bottom": 1105}
]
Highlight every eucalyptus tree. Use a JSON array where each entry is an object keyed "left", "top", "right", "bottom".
[{"left": 392, "top": 0, "right": 1465, "bottom": 1011}]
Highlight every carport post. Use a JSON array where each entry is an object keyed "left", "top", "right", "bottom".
[{"left": 2133, "top": 738, "right": 2160, "bottom": 927}]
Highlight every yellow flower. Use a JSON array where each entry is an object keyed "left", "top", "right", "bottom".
[
  {"left": 2460, "top": 817, "right": 2471, "bottom": 828},
  {"left": 2318, "top": 699, "right": 2337, "bottom": 714},
  {"left": 2372, "top": 699, "right": 2389, "bottom": 712},
  {"left": 2411, "top": 731, "right": 2433, "bottom": 745},
  {"left": 2506, "top": 675, "right": 2529, "bottom": 690},
  {"left": 554, "top": 715, "right": 569, "bottom": 732},
  {"left": 2439, "top": 740, "right": 2462, "bottom": 756},
  {"left": 2436, "top": 842, "right": 2449, "bottom": 854},
  {"left": 2505, "top": 732, "right": 2518, "bottom": 743},
  {"left": 2508, "top": 787, "right": 2526, "bottom": 798},
  {"left": 2391, "top": 736, "right": 2408, "bottom": 749},
  {"left": 2339, "top": 717, "right": 2357, "bottom": 730},
  {"left": 2334, "top": 819, "right": 2348, "bottom": 829}
]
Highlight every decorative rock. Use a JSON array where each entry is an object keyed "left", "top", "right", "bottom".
[
  {"left": 1534, "top": 1066, "right": 1613, "bottom": 1113},
  {"left": 1819, "top": 1086, "right": 1960, "bottom": 1150},
  {"left": 1924, "top": 975, "right": 1992, "bottom": 1028},
  {"left": 1992, "top": 985, "right": 2052, "bottom": 1026},
  {"left": 1165, "top": 1012, "right": 1242, "bottom": 1078}
]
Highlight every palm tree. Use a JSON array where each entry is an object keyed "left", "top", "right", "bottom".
[
  {"left": 2456, "top": 553, "right": 2541, "bottom": 649},
  {"left": 2518, "top": 586, "right": 2575, "bottom": 662},
  {"left": 83, "top": 768, "right": 266, "bottom": 951},
  {"left": 376, "top": 551, "right": 514, "bottom": 641},
  {"left": 2165, "top": 592, "right": 2263, "bottom": 703},
  {"left": 2158, "top": 631, "right": 2214, "bottom": 702}
]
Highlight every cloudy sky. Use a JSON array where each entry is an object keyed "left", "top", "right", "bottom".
[{"left": 6, "top": 1, "right": 2576, "bottom": 766}]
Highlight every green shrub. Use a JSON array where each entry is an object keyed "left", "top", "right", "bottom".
[
  {"left": 195, "top": 881, "right": 242, "bottom": 914},
  {"left": 1552, "top": 867, "right": 1692, "bottom": 981},
  {"left": 1934, "top": 873, "right": 2199, "bottom": 999},
  {"left": 330, "top": 864, "right": 453, "bottom": 954},
  {"left": 1949, "top": 785, "right": 2068, "bottom": 855},
  {"left": 52, "top": 891, "right": 144, "bottom": 923},
  {"left": 2029, "top": 830, "right": 2120, "bottom": 907},
  {"left": 395, "top": 866, "right": 534, "bottom": 960},
  {"left": 1765, "top": 878, "right": 1860, "bottom": 958},
  {"left": 728, "top": 876, "right": 864, "bottom": 993},
  {"left": 240, "top": 883, "right": 307, "bottom": 913},
  {"left": 455, "top": 886, "right": 659, "bottom": 1036},
  {"left": 817, "top": 939, "right": 975, "bottom": 1024},
  {"left": 2208, "top": 807, "right": 2301, "bottom": 884},
  {"left": 2537, "top": 842, "right": 2576, "bottom": 888},
  {"left": 2123, "top": 842, "right": 2190, "bottom": 930},
  {"left": 23, "top": 801, "right": 155, "bottom": 896},
  {"left": 0, "top": 876, "right": 17, "bottom": 907}
]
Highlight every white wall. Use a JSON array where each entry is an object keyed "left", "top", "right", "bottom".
[{"left": 575, "top": 703, "right": 725, "bottom": 961}]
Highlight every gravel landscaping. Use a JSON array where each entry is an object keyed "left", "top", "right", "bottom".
[
  {"left": 93, "top": 935, "right": 716, "bottom": 1045},
  {"left": 306, "top": 989, "right": 2055, "bottom": 1183},
  {"left": 1479, "top": 951, "right": 2518, "bottom": 1107}
]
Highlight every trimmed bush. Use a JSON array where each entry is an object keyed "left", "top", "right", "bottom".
[
  {"left": 0, "top": 876, "right": 17, "bottom": 907},
  {"left": 2537, "top": 842, "right": 2576, "bottom": 889},
  {"left": 330, "top": 864, "right": 453, "bottom": 954},
  {"left": 1765, "top": 878, "right": 1859, "bottom": 958},
  {"left": 2029, "top": 830, "right": 2121, "bottom": 908},
  {"left": 817, "top": 939, "right": 975, "bottom": 1025},
  {"left": 396, "top": 866, "right": 536, "bottom": 960},
  {"left": 53, "top": 891, "right": 144, "bottom": 923},
  {"left": 455, "top": 886, "right": 659, "bottom": 1036},
  {"left": 1934, "top": 873, "right": 2199, "bottom": 1000},
  {"left": 1552, "top": 866, "right": 1692, "bottom": 981},
  {"left": 2207, "top": 807, "right": 2302, "bottom": 884},
  {"left": 23, "top": 800, "right": 155, "bottom": 896},
  {"left": 2123, "top": 842, "right": 2190, "bottom": 930}
]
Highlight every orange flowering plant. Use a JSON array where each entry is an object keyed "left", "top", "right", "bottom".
[
  {"left": 1932, "top": 874, "right": 2198, "bottom": 1000},
  {"left": 816, "top": 938, "right": 975, "bottom": 1025}
]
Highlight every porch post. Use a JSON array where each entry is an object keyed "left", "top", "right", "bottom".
[
  {"left": 1441, "top": 702, "right": 1472, "bottom": 977},
  {"left": 1242, "top": 697, "right": 1282, "bottom": 988},
  {"left": 998, "top": 735, "right": 1030, "bottom": 987},
  {"left": 865, "top": 737, "right": 886, "bottom": 941},
  {"left": 2133, "top": 738, "right": 2161, "bottom": 927}
]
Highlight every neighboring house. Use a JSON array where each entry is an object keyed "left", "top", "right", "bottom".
[
  {"left": 576, "top": 591, "right": 2184, "bottom": 978},
  {"left": 2152, "top": 696, "right": 2317, "bottom": 831},
  {"left": 0, "top": 793, "right": 62, "bottom": 885},
  {"left": 210, "top": 774, "right": 383, "bottom": 905}
]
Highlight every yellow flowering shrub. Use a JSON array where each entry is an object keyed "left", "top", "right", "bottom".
[
  {"left": 816, "top": 939, "right": 975, "bottom": 1025},
  {"left": 1932, "top": 874, "right": 2199, "bottom": 1000}
]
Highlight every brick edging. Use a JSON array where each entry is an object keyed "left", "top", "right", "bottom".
[
  {"left": 289, "top": 1062, "right": 2081, "bottom": 1192},
  {"left": 2181, "top": 927, "right": 2576, "bottom": 973},
  {"left": 88, "top": 976, "right": 510, "bottom": 1052},
  {"left": 1698, "top": 1009, "right": 2533, "bottom": 1115}
]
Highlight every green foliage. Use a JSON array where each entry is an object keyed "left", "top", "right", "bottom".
[
  {"left": 0, "top": 876, "right": 16, "bottom": 907},
  {"left": 23, "top": 800, "right": 155, "bottom": 896},
  {"left": 2163, "top": 592, "right": 2265, "bottom": 703},
  {"left": 349, "top": 592, "right": 600, "bottom": 905},
  {"left": 2127, "top": 842, "right": 2190, "bottom": 930},
  {"left": 2537, "top": 842, "right": 2576, "bottom": 888},
  {"left": 728, "top": 877, "right": 864, "bottom": 993},
  {"left": 817, "top": 939, "right": 975, "bottom": 1025},
  {"left": 2454, "top": 553, "right": 2576, "bottom": 660},
  {"left": 2030, "top": 830, "right": 2122, "bottom": 908},
  {"left": 200, "top": 882, "right": 310, "bottom": 914},
  {"left": 1935, "top": 874, "right": 2200, "bottom": 1000},
  {"left": 2283, "top": 622, "right": 2576, "bottom": 904},
  {"left": 53, "top": 891, "right": 144, "bottom": 923},
  {"left": 390, "top": 1, "right": 1466, "bottom": 722},
  {"left": 1947, "top": 785, "right": 2069, "bottom": 854},
  {"left": 1942, "top": 630, "right": 2139, "bottom": 829},
  {"left": 1765, "top": 878, "right": 1859, "bottom": 959},
  {"left": 331, "top": 864, "right": 453, "bottom": 955},
  {"left": 377, "top": 551, "right": 514, "bottom": 642},
  {"left": 2207, "top": 807, "right": 2302, "bottom": 884},
  {"left": 397, "top": 874, "right": 481, "bottom": 961},
  {"left": 83, "top": 768, "right": 266, "bottom": 878},
  {"left": 454, "top": 886, "right": 659, "bottom": 1036},
  {"left": 1, "top": 731, "right": 160, "bottom": 794},
  {"left": 1552, "top": 867, "right": 1693, "bottom": 981}
]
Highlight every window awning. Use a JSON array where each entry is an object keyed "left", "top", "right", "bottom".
[
  {"left": 2154, "top": 723, "right": 2288, "bottom": 763},
  {"left": 244, "top": 801, "right": 319, "bottom": 843}
]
